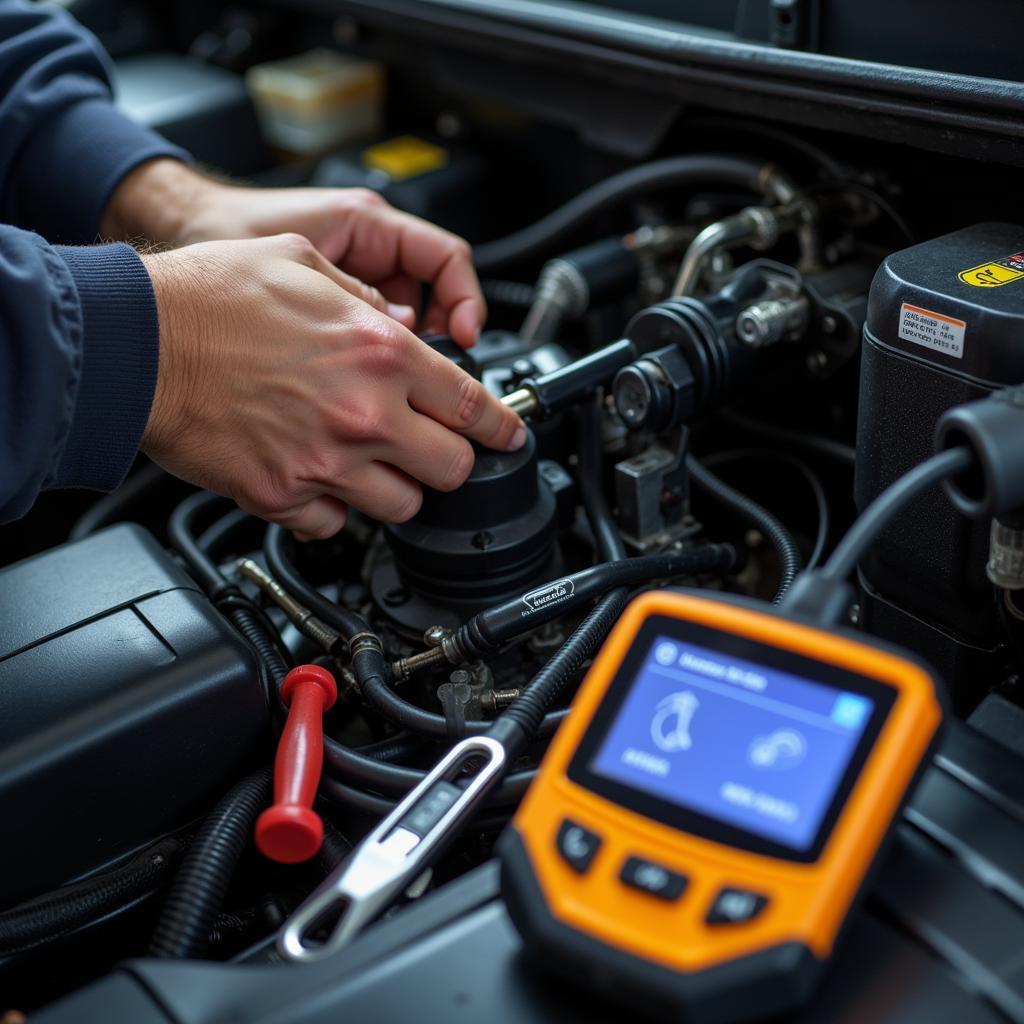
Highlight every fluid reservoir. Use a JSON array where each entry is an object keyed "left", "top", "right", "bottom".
[{"left": 855, "top": 222, "right": 1024, "bottom": 710}]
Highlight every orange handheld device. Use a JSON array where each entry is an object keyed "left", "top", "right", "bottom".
[{"left": 499, "top": 590, "right": 944, "bottom": 1023}]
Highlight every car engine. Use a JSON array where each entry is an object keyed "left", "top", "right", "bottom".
[{"left": 4, "top": 1, "right": 1024, "bottom": 1020}]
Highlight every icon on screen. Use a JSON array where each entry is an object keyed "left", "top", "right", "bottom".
[
  {"left": 747, "top": 728, "right": 806, "bottom": 770},
  {"left": 651, "top": 691, "right": 699, "bottom": 753},
  {"left": 654, "top": 642, "right": 679, "bottom": 666},
  {"left": 831, "top": 693, "right": 871, "bottom": 729}
]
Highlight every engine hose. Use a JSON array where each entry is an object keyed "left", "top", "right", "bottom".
[
  {"left": 197, "top": 507, "right": 253, "bottom": 555},
  {"left": 355, "top": 732, "right": 424, "bottom": 763},
  {"left": 580, "top": 397, "right": 628, "bottom": 562},
  {"left": 455, "top": 544, "right": 736, "bottom": 658},
  {"left": 149, "top": 769, "right": 273, "bottom": 959},
  {"left": 686, "top": 454, "right": 801, "bottom": 602},
  {"left": 0, "top": 835, "right": 187, "bottom": 957},
  {"left": 491, "top": 588, "right": 631, "bottom": 758},
  {"left": 474, "top": 154, "right": 784, "bottom": 275},
  {"left": 223, "top": 600, "right": 290, "bottom": 717},
  {"left": 263, "top": 524, "right": 367, "bottom": 637},
  {"left": 168, "top": 490, "right": 236, "bottom": 598}
]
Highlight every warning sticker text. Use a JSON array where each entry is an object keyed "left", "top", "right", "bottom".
[{"left": 898, "top": 303, "right": 966, "bottom": 360}]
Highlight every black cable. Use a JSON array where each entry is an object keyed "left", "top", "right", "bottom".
[
  {"left": 455, "top": 544, "right": 736, "bottom": 658},
  {"left": 803, "top": 178, "right": 915, "bottom": 246},
  {"left": 0, "top": 835, "right": 187, "bottom": 956},
  {"left": 580, "top": 396, "right": 628, "bottom": 562},
  {"left": 687, "top": 454, "right": 802, "bottom": 602},
  {"left": 718, "top": 409, "right": 856, "bottom": 468},
  {"left": 821, "top": 447, "right": 972, "bottom": 583},
  {"left": 69, "top": 461, "right": 168, "bottom": 541},
  {"left": 150, "top": 768, "right": 272, "bottom": 959},
  {"left": 263, "top": 525, "right": 367, "bottom": 637},
  {"left": 197, "top": 507, "right": 253, "bottom": 555},
  {"left": 703, "top": 449, "right": 829, "bottom": 570},
  {"left": 492, "top": 588, "right": 631, "bottom": 759},
  {"left": 167, "top": 490, "right": 235, "bottom": 598},
  {"left": 474, "top": 154, "right": 777, "bottom": 274}
]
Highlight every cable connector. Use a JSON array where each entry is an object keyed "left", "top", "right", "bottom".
[{"left": 935, "top": 385, "right": 1024, "bottom": 520}]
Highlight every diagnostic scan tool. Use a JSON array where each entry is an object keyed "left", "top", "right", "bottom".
[{"left": 499, "top": 590, "right": 944, "bottom": 1023}]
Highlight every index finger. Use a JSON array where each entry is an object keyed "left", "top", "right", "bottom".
[
  {"left": 346, "top": 205, "right": 486, "bottom": 348},
  {"left": 407, "top": 342, "right": 526, "bottom": 453}
]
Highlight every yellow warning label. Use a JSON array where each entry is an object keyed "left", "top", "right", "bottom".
[
  {"left": 959, "top": 252, "right": 1024, "bottom": 288},
  {"left": 362, "top": 136, "right": 448, "bottom": 182}
]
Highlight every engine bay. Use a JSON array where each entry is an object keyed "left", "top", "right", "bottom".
[{"left": 4, "top": 1, "right": 1024, "bottom": 1019}]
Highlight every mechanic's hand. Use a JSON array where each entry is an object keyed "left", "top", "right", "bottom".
[
  {"left": 103, "top": 159, "right": 485, "bottom": 347},
  {"left": 140, "top": 233, "right": 525, "bottom": 540}
]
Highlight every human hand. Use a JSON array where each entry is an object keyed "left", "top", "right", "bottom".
[
  {"left": 103, "top": 159, "right": 485, "bottom": 346},
  {"left": 140, "top": 233, "right": 524, "bottom": 539}
]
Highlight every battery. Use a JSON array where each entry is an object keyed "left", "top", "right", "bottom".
[{"left": 855, "top": 222, "right": 1024, "bottom": 711}]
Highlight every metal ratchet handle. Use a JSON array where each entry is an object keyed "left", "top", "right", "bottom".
[{"left": 278, "top": 735, "right": 507, "bottom": 963}]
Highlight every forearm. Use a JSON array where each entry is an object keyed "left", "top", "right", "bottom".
[
  {"left": 0, "top": 225, "right": 160, "bottom": 522},
  {"left": 0, "top": 0, "right": 190, "bottom": 243}
]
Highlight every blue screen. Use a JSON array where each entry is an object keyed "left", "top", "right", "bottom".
[{"left": 590, "top": 635, "right": 876, "bottom": 852}]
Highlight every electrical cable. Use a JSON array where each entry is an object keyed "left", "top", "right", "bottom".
[
  {"left": 149, "top": 769, "right": 272, "bottom": 959},
  {"left": 0, "top": 835, "right": 187, "bottom": 957},
  {"left": 68, "top": 461, "right": 168, "bottom": 541},
  {"left": 473, "top": 154, "right": 783, "bottom": 275},
  {"left": 717, "top": 409, "right": 856, "bottom": 467},
  {"left": 803, "top": 178, "right": 916, "bottom": 246},
  {"left": 820, "top": 447, "right": 972, "bottom": 583},
  {"left": 703, "top": 448, "right": 829, "bottom": 570},
  {"left": 687, "top": 454, "right": 802, "bottom": 602}
]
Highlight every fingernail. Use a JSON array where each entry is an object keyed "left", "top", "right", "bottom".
[
  {"left": 387, "top": 302, "right": 416, "bottom": 322},
  {"left": 507, "top": 425, "right": 527, "bottom": 451}
]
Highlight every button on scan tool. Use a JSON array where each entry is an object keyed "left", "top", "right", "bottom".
[
  {"left": 620, "top": 856, "right": 687, "bottom": 900},
  {"left": 706, "top": 887, "right": 769, "bottom": 925},
  {"left": 556, "top": 819, "right": 602, "bottom": 873}
]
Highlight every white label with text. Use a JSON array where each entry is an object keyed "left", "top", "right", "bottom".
[{"left": 898, "top": 302, "right": 966, "bottom": 360}]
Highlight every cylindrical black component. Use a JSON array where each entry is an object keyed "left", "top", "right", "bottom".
[
  {"left": 855, "top": 223, "right": 1024, "bottom": 707},
  {"left": 521, "top": 339, "right": 637, "bottom": 418},
  {"left": 456, "top": 544, "right": 736, "bottom": 657},
  {"left": 473, "top": 154, "right": 774, "bottom": 274},
  {"left": 0, "top": 835, "right": 186, "bottom": 957},
  {"left": 149, "top": 769, "right": 272, "bottom": 959},
  {"left": 564, "top": 237, "right": 640, "bottom": 305},
  {"left": 625, "top": 261, "right": 770, "bottom": 414},
  {"left": 380, "top": 430, "right": 558, "bottom": 622},
  {"left": 935, "top": 387, "right": 1024, "bottom": 520}
]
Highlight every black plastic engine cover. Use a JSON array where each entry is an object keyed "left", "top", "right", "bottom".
[{"left": 0, "top": 525, "right": 268, "bottom": 908}]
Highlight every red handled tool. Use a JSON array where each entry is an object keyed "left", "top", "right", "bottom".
[{"left": 256, "top": 664, "right": 337, "bottom": 864}]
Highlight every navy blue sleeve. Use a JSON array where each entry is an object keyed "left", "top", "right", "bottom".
[
  {"left": 0, "top": 228, "right": 160, "bottom": 522},
  {"left": 0, "top": 0, "right": 190, "bottom": 243}
]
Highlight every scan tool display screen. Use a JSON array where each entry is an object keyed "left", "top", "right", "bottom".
[{"left": 569, "top": 616, "right": 895, "bottom": 861}]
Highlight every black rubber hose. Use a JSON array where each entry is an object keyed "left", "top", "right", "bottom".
[
  {"left": 197, "top": 507, "right": 253, "bottom": 555},
  {"left": 580, "top": 396, "right": 628, "bottom": 562},
  {"left": 474, "top": 154, "right": 774, "bottom": 274},
  {"left": 264, "top": 525, "right": 367, "bottom": 637},
  {"left": 455, "top": 544, "right": 736, "bottom": 658},
  {"left": 493, "top": 588, "right": 631, "bottom": 759},
  {"left": 149, "top": 769, "right": 272, "bottom": 959},
  {"left": 687, "top": 454, "right": 801, "bottom": 603},
  {"left": 168, "top": 490, "right": 235, "bottom": 598},
  {"left": 0, "top": 835, "right": 187, "bottom": 957},
  {"left": 69, "top": 461, "right": 168, "bottom": 541}
]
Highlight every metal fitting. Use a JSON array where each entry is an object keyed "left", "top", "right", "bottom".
[
  {"left": 987, "top": 519, "right": 1024, "bottom": 590},
  {"left": 480, "top": 688, "right": 521, "bottom": 713},
  {"left": 235, "top": 558, "right": 340, "bottom": 653},
  {"left": 735, "top": 295, "right": 810, "bottom": 349},
  {"left": 391, "top": 627, "right": 467, "bottom": 681},
  {"left": 520, "top": 258, "right": 589, "bottom": 344}
]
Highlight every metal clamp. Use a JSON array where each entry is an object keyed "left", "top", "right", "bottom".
[{"left": 278, "top": 735, "right": 507, "bottom": 963}]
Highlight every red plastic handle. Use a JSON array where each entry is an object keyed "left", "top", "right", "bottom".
[{"left": 255, "top": 664, "right": 338, "bottom": 864}]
